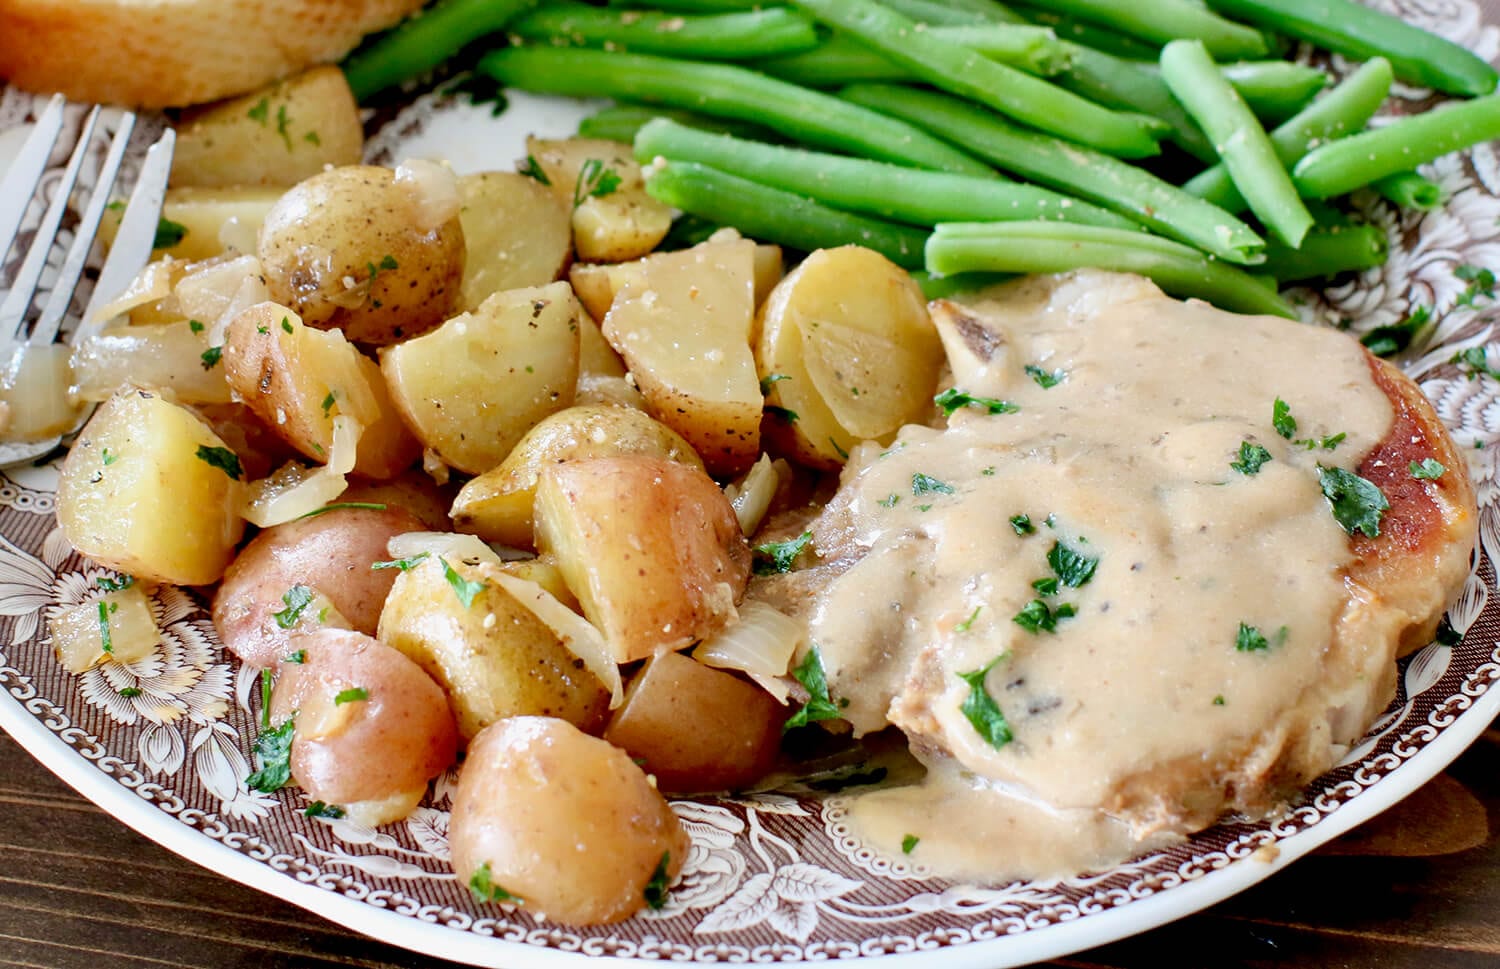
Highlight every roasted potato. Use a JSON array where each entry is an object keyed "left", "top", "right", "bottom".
[
  {"left": 526, "top": 137, "right": 673, "bottom": 263},
  {"left": 602, "top": 238, "right": 762, "bottom": 476},
  {"left": 257, "top": 165, "right": 465, "bottom": 346},
  {"left": 58, "top": 389, "right": 244, "bottom": 585},
  {"left": 381, "top": 282, "right": 581, "bottom": 475},
  {"left": 377, "top": 556, "right": 610, "bottom": 742},
  {"left": 448, "top": 717, "right": 687, "bottom": 925},
  {"left": 172, "top": 67, "right": 364, "bottom": 189},
  {"left": 756, "top": 246, "right": 942, "bottom": 468},
  {"left": 213, "top": 505, "right": 427, "bottom": 668},
  {"left": 450, "top": 405, "right": 703, "bottom": 548},
  {"left": 70, "top": 321, "right": 232, "bottom": 405},
  {"left": 605, "top": 650, "right": 784, "bottom": 794},
  {"left": 223, "top": 302, "right": 420, "bottom": 480},
  {"left": 271, "top": 629, "right": 458, "bottom": 826},
  {"left": 456, "top": 172, "right": 572, "bottom": 311},
  {"left": 534, "top": 455, "right": 751, "bottom": 663}
]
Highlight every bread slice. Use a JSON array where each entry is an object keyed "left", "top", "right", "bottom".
[{"left": 0, "top": 0, "right": 427, "bottom": 107}]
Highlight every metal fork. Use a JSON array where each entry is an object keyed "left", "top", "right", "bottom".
[{"left": 0, "top": 95, "right": 174, "bottom": 466}]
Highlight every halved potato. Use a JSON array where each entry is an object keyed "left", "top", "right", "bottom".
[
  {"left": 526, "top": 137, "right": 673, "bottom": 263},
  {"left": 457, "top": 172, "right": 573, "bottom": 311},
  {"left": 534, "top": 455, "right": 750, "bottom": 663},
  {"left": 602, "top": 238, "right": 762, "bottom": 476},
  {"left": 58, "top": 389, "right": 245, "bottom": 585},
  {"left": 380, "top": 282, "right": 581, "bottom": 475},
  {"left": 450, "top": 404, "right": 703, "bottom": 548}
]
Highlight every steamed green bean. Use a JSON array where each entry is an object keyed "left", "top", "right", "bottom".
[
  {"left": 342, "top": 0, "right": 537, "bottom": 101},
  {"left": 1372, "top": 171, "right": 1444, "bottom": 211},
  {"left": 508, "top": 4, "right": 820, "bottom": 60},
  {"left": 1260, "top": 222, "right": 1389, "bottom": 281},
  {"left": 1029, "top": 0, "right": 1269, "bottom": 59},
  {"left": 757, "top": 25, "right": 1073, "bottom": 87}
]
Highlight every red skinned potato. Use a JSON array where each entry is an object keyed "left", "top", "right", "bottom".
[
  {"left": 449, "top": 717, "right": 687, "bottom": 924},
  {"left": 271, "top": 629, "right": 458, "bottom": 826},
  {"left": 212, "top": 505, "right": 427, "bottom": 668}
]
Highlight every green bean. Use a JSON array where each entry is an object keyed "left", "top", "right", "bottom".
[
  {"left": 757, "top": 25, "right": 1073, "bottom": 86},
  {"left": 577, "top": 104, "right": 783, "bottom": 144},
  {"left": 1294, "top": 94, "right": 1500, "bottom": 198},
  {"left": 644, "top": 160, "right": 929, "bottom": 268},
  {"left": 1372, "top": 171, "right": 1443, "bottom": 211},
  {"left": 479, "top": 47, "right": 992, "bottom": 175},
  {"left": 1160, "top": 40, "right": 1312, "bottom": 247},
  {"left": 926, "top": 222, "right": 1296, "bottom": 317},
  {"left": 1218, "top": 61, "right": 1329, "bottom": 125},
  {"left": 509, "top": 4, "right": 819, "bottom": 60},
  {"left": 1025, "top": 0, "right": 1269, "bottom": 59},
  {"left": 1203, "top": 0, "right": 1497, "bottom": 96},
  {"left": 1009, "top": 2, "right": 1161, "bottom": 60},
  {"left": 342, "top": 0, "right": 538, "bottom": 102},
  {"left": 942, "top": 0, "right": 1029, "bottom": 22},
  {"left": 1181, "top": 57, "right": 1392, "bottom": 213},
  {"left": 878, "top": 0, "right": 990, "bottom": 26},
  {"left": 911, "top": 270, "right": 1017, "bottom": 300},
  {"left": 1259, "top": 222, "right": 1388, "bottom": 282},
  {"left": 634, "top": 118, "right": 1139, "bottom": 230},
  {"left": 841, "top": 83, "right": 1264, "bottom": 263},
  {"left": 609, "top": 0, "right": 762, "bottom": 10},
  {"left": 1053, "top": 43, "right": 1215, "bottom": 162},
  {"left": 789, "top": 0, "right": 1167, "bottom": 158}
]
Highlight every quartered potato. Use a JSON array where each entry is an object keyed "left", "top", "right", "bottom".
[
  {"left": 570, "top": 234, "right": 783, "bottom": 323},
  {"left": 381, "top": 282, "right": 582, "bottom": 475},
  {"left": 602, "top": 237, "right": 762, "bottom": 477},
  {"left": 450, "top": 404, "right": 703, "bottom": 548},
  {"left": 172, "top": 67, "right": 364, "bottom": 189},
  {"left": 756, "top": 245, "right": 943, "bottom": 468},
  {"left": 377, "top": 555, "right": 611, "bottom": 742},
  {"left": 58, "top": 389, "right": 245, "bottom": 585},
  {"left": 534, "top": 455, "right": 751, "bottom": 663},
  {"left": 526, "top": 137, "right": 673, "bottom": 263},
  {"left": 573, "top": 310, "right": 643, "bottom": 408},
  {"left": 456, "top": 172, "right": 573, "bottom": 311}
]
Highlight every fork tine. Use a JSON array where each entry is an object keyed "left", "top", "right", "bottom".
[
  {"left": 0, "top": 106, "right": 102, "bottom": 345},
  {"left": 0, "top": 94, "right": 66, "bottom": 264},
  {"left": 80, "top": 127, "right": 175, "bottom": 334},
  {"left": 33, "top": 111, "right": 137, "bottom": 344}
]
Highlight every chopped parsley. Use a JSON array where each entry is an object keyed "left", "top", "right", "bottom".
[
  {"left": 97, "top": 601, "right": 113, "bottom": 654},
  {"left": 1272, "top": 398, "right": 1297, "bottom": 439},
  {"left": 321, "top": 391, "right": 336, "bottom": 416},
  {"left": 1230, "top": 441, "right": 1272, "bottom": 475},
  {"left": 281, "top": 317, "right": 294, "bottom": 334},
  {"left": 1031, "top": 576, "right": 1059, "bottom": 596},
  {"left": 441, "top": 558, "right": 486, "bottom": 608},
  {"left": 911, "top": 473, "right": 954, "bottom": 496},
  {"left": 518, "top": 154, "right": 551, "bottom": 185},
  {"left": 643, "top": 852, "right": 671, "bottom": 910},
  {"left": 333, "top": 687, "right": 369, "bottom": 705},
  {"left": 1235, "top": 622, "right": 1286, "bottom": 652},
  {"left": 878, "top": 493, "right": 900, "bottom": 508},
  {"left": 765, "top": 404, "right": 799, "bottom": 423},
  {"left": 1212, "top": 694, "right": 1226, "bottom": 706},
  {"left": 292, "top": 501, "right": 388, "bottom": 521},
  {"left": 1047, "top": 539, "right": 1098, "bottom": 588},
  {"left": 101, "top": 447, "right": 118, "bottom": 465},
  {"left": 469, "top": 861, "right": 522, "bottom": 905},
  {"left": 1360, "top": 305, "right": 1429, "bottom": 357},
  {"left": 829, "top": 438, "right": 850, "bottom": 460},
  {"left": 284, "top": 649, "right": 306, "bottom": 664},
  {"left": 1009, "top": 514, "right": 1034, "bottom": 536},
  {"left": 274, "top": 103, "right": 294, "bottom": 151},
  {"left": 1013, "top": 598, "right": 1076, "bottom": 634},
  {"left": 119, "top": 687, "right": 142, "bottom": 698},
  {"left": 933, "top": 387, "right": 1019, "bottom": 417},
  {"left": 954, "top": 606, "right": 981, "bottom": 633},
  {"left": 371, "top": 551, "right": 431, "bottom": 572},
  {"left": 199, "top": 346, "right": 223, "bottom": 370},
  {"left": 1410, "top": 458, "right": 1447, "bottom": 480},
  {"left": 1436, "top": 616, "right": 1463, "bottom": 646},
  {"left": 754, "top": 531, "right": 812, "bottom": 575},
  {"left": 304, "top": 801, "right": 345, "bottom": 819},
  {"left": 195, "top": 445, "right": 242, "bottom": 480},
  {"left": 573, "top": 158, "right": 622, "bottom": 209},
  {"left": 188, "top": 319, "right": 205, "bottom": 334},
  {"left": 1455, "top": 264, "right": 1496, "bottom": 307},
  {"left": 245, "top": 717, "right": 295, "bottom": 793},
  {"left": 152, "top": 217, "right": 187, "bottom": 250},
  {"left": 1317, "top": 465, "right": 1389, "bottom": 538},
  {"left": 759, "top": 373, "right": 790, "bottom": 395},
  {"left": 247, "top": 96, "right": 270, "bottom": 124},
  {"left": 901, "top": 834, "right": 920, "bottom": 854},
  {"left": 784, "top": 645, "right": 840, "bottom": 731},
  {"left": 1451, "top": 345, "right": 1500, "bottom": 381},
  {"left": 96, "top": 575, "right": 134, "bottom": 593},
  {"left": 957, "top": 657, "right": 1013, "bottom": 751},
  {"left": 1024, "top": 364, "right": 1065, "bottom": 389},
  {"left": 272, "top": 585, "right": 316, "bottom": 629}
]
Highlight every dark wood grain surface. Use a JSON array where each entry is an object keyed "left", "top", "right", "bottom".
[{"left": 3, "top": 724, "right": 1498, "bottom": 969}]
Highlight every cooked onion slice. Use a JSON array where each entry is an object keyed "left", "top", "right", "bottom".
[
  {"left": 492, "top": 571, "right": 624, "bottom": 709},
  {"left": 241, "top": 416, "right": 360, "bottom": 527},
  {"left": 386, "top": 531, "right": 505, "bottom": 569},
  {"left": 725, "top": 453, "right": 781, "bottom": 537},
  {"left": 1, "top": 343, "right": 81, "bottom": 440},
  {"left": 695, "top": 600, "right": 802, "bottom": 703},
  {"left": 91, "top": 257, "right": 180, "bottom": 322},
  {"left": 395, "top": 159, "right": 461, "bottom": 232},
  {"left": 70, "top": 321, "right": 231, "bottom": 404}
]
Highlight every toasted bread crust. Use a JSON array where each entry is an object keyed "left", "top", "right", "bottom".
[{"left": 0, "top": 0, "right": 426, "bottom": 107}]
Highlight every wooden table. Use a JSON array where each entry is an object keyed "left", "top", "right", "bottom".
[{"left": 3, "top": 725, "right": 1498, "bottom": 969}]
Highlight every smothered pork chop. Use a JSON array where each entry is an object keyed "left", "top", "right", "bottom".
[{"left": 756, "top": 270, "right": 1475, "bottom": 879}]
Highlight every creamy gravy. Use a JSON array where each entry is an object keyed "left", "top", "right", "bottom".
[{"left": 793, "top": 271, "right": 1397, "bottom": 879}]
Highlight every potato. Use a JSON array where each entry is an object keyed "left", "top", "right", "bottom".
[
  {"left": 213, "top": 505, "right": 427, "bottom": 668},
  {"left": 58, "top": 389, "right": 244, "bottom": 585},
  {"left": 172, "top": 67, "right": 363, "bottom": 189},
  {"left": 450, "top": 405, "right": 703, "bottom": 548},
  {"left": 605, "top": 650, "right": 784, "bottom": 794},
  {"left": 100, "top": 186, "right": 286, "bottom": 263},
  {"left": 258, "top": 165, "right": 465, "bottom": 346},
  {"left": 193, "top": 402, "right": 301, "bottom": 482},
  {"left": 526, "top": 137, "right": 673, "bottom": 263},
  {"left": 50, "top": 583, "right": 160, "bottom": 674},
  {"left": 223, "top": 302, "right": 420, "bottom": 480},
  {"left": 757, "top": 246, "right": 943, "bottom": 469},
  {"left": 449, "top": 717, "right": 687, "bottom": 924},
  {"left": 70, "top": 320, "right": 232, "bottom": 405},
  {"left": 534, "top": 455, "right": 751, "bottom": 663},
  {"left": 603, "top": 238, "right": 762, "bottom": 476},
  {"left": 570, "top": 238, "right": 782, "bottom": 322},
  {"left": 381, "top": 282, "right": 581, "bottom": 475},
  {"left": 377, "top": 556, "right": 610, "bottom": 742},
  {"left": 340, "top": 471, "right": 455, "bottom": 532},
  {"left": 576, "top": 312, "right": 644, "bottom": 409},
  {"left": 271, "top": 629, "right": 458, "bottom": 826},
  {"left": 456, "top": 172, "right": 572, "bottom": 311},
  {"left": 499, "top": 556, "right": 580, "bottom": 612}
]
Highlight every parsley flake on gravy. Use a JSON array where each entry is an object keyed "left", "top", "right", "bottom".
[
  {"left": 785, "top": 645, "right": 840, "bottom": 731},
  {"left": 1230, "top": 441, "right": 1272, "bottom": 475},
  {"left": 1010, "top": 514, "right": 1034, "bottom": 535},
  {"left": 957, "top": 658, "right": 1013, "bottom": 751},
  {"left": 955, "top": 607, "right": 981, "bottom": 633},
  {"left": 1411, "top": 458, "right": 1447, "bottom": 480},
  {"left": 1272, "top": 398, "right": 1297, "bottom": 439},
  {"left": 1317, "top": 465, "right": 1389, "bottom": 538},
  {"left": 469, "top": 861, "right": 522, "bottom": 905},
  {"left": 1235, "top": 622, "right": 1270, "bottom": 652},
  {"left": 1047, "top": 539, "right": 1099, "bottom": 588},
  {"left": 911, "top": 472, "right": 954, "bottom": 496},
  {"left": 1013, "top": 598, "right": 1077, "bottom": 634},
  {"left": 934, "top": 387, "right": 1020, "bottom": 417},
  {"left": 753, "top": 531, "right": 812, "bottom": 575},
  {"left": 1024, "top": 364, "right": 1065, "bottom": 388}
]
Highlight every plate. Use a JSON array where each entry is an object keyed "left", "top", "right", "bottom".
[{"left": 3, "top": 2, "right": 1500, "bottom": 965}]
